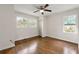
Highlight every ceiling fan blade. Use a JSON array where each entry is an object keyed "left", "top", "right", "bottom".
[
  {"left": 33, "top": 10, "right": 39, "bottom": 13},
  {"left": 44, "top": 9, "right": 52, "bottom": 12},
  {"left": 44, "top": 4, "right": 49, "bottom": 8}
]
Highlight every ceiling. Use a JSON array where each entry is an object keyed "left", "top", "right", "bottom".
[{"left": 14, "top": 4, "right": 79, "bottom": 17}]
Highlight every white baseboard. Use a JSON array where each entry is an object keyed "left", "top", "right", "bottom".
[
  {"left": 47, "top": 35, "right": 78, "bottom": 44},
  {"left": 15, "top": 35, "right": 39, "bottom": 41},
  {"left": 0, "top": 44, "right": 15, "bottom": 50}
]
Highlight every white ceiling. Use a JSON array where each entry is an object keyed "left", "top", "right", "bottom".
[{"left": 14, "top": 4, "right": 79, "bottom": 17}]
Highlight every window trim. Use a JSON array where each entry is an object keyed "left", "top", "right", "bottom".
[
  {"left": 63, "top": 15, "right": 78, "bottom": 33},
  {"left": 16, "top": 16, "right": 37, "bottom": 29}
]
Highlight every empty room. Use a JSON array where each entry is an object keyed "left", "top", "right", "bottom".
[{"left": 0, "top": 4, "right": 79, "bottom": 54}]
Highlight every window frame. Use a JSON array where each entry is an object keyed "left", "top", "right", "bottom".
[
  {"left": 16, "top": 16, "right": 37, "bottom": 29},
  {"left": 63, "top": 15, "right": 78, "bottom": 33}
]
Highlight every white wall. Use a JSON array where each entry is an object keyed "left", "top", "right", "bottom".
[
  {"left": 46, "top": 8, "right": 79, "bottom": 43},
  {"left": 0, "top": 5, "right": 16, "bottom": 50},
  {"left": 38, "top": 16, "right": 47, "bottom": 37},
  {"left": 15, "top": 12, "right": 39, "bottom": 41}
]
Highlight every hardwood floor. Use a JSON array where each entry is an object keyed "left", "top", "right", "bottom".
[
  {"left": 0, "top": 47, "right": 16, "bottom": 54},
  {"left": 0, "top": 37, "right": 78, "bottom": 54}
]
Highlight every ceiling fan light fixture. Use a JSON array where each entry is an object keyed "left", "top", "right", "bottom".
[
  {"left": 40, "top": 10, "right": 44, "bottom": 13},
  {"left": 33, "top": 4, "right": 51, "bottom": 15}
]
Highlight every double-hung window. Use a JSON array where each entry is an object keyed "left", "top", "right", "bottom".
[{"left": 63, "top": 15, "right": 77, "bottom": 33}]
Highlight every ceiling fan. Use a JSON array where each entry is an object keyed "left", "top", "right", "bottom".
[{"left": 33, "top": 4, "right": 52, "bottom": 15}]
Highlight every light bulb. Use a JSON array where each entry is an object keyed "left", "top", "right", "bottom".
[{"left": 40, "top": 10, "right": 44, "bottom": 13}]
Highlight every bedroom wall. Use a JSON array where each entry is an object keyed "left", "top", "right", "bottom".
[
  {"left": 45, "top": 7, "right": 79, "bottom": 43},
  {"left": 38, "top": 16, "right": 47, "bottom": 37},
  {"left": 0, "top": 5, "right": 16, "bottom": 50},
  {"left": 15, "top": 12, "right": 39, "bottom": 41}
]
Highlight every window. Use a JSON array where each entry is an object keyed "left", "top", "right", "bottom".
[
  {"left": 17, "top": 16, "right": 37, "bottom": 28},
  {"left": 63, "top": 15, "right": 77, "bottom": 33}
]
